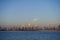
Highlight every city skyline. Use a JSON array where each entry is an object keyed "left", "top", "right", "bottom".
[{"left": 0, "top": 0, "right": 60, "bottom": 26}]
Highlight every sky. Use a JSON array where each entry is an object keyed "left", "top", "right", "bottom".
[{"left": 0, "top": 0, "right": 60, "bottom": 26}]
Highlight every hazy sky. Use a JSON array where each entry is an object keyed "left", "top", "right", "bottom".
[{"left": 0, "top": 0, "right": 60, "bottom": 26}]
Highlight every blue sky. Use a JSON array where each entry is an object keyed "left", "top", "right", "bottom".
[{"left": 0, "top": 0, "right": 60, "bottom": 26}]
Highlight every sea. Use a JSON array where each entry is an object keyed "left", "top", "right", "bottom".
[{"left": 0, "top": 31, "right": 60, "bottom": 40}]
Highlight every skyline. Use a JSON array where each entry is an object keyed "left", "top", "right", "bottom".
[{"left": 0, "top": 0, "right": 60, "bottom": 26}]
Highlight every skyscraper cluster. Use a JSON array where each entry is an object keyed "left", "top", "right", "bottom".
[{"left": 0, "top": 24, "right": 60, "bottom": 31}]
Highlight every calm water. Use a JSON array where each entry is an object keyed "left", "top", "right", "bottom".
[{"left": 0, "top": 31, "right": 60, "bottom": 40}]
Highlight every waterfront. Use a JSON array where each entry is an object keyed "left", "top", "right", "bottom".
[{"left": 0, "top": 31, "right": 60, "bottom": 40}]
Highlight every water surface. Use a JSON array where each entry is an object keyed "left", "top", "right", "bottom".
[{"left": 0, "top": 31, "right": 60, "bottom": 40}]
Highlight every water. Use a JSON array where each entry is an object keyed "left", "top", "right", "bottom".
[{"left": 0, "top": 31, "right": 60, "bottom": 40}]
